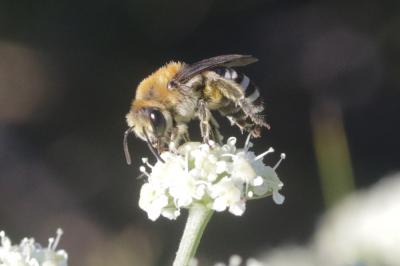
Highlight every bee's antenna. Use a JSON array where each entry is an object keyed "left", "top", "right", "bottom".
[
  {"left": 124, "top": 127, "right": 134, "bottom": 165},
  {"left": 143, "top": 129, "right": 165, "bottom": 163}
]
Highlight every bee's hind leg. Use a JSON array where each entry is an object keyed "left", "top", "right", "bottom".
[{"left": 238, "top": 99, "right": 270, "bottom": 132}]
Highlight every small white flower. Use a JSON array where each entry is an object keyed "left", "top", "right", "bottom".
[
  {"left": 138, "top": 183, "right": 169, "bottom": 221},
  {"left": 213, "top": 255, "right": 264, "bottom": 266},
  {"left": 138, "top": 137, "right": 285, "bottom": 221},
  {"left": 229, "top": 254, "right": 242, "bottom": 266},
  {"left": 210, "top": 177, "right": 243, "bottom": 215},
  {"left": 0, "top": 229, "right": 67, "bottom": 266}
]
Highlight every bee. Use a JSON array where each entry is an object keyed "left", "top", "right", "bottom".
[{"left": 124, "top": 54, "right": 269, "bottom": 164}]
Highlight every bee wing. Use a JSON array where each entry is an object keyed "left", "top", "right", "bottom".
[{"left": 172, "top": 54, "right": 258, "bottom": 84}]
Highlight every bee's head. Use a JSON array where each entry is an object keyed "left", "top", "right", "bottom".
[{"left": 125, "top": 104, "right": 173, "bottom": 164}]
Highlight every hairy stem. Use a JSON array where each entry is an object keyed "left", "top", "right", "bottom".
[{"left": 173, "top": 204, "right": 213, "bottom": 266}]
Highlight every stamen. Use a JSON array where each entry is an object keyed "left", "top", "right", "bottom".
[
  {"left": 244, "top": 133, "right": 252, "bottom": 150},
  {"left": 273, "top": 153, "right": 286, "bottom": 170},
  {"left": 142, "top": 157, "right": 154, "bottom": 169},
  {"left": 136, "top": 173, "right": 146, "bottom": 179},
  {"left": 255, "top": 147, "right": 274, "bottom": 161},
  {"left": 227, "top": 137, "right": 237, "bottom": 146},
  {"left": 139, "top": 166, "right": 150, "bottom": 177},
  {"left": 21, "top": 238, "right": 31, "bottom": 260},
  {"left": 52, "top": 228, "right": 63, "bottom": 250},
  {"left": 0, "top": 231, "right": 8, "bottom": 248},
  {"left": 48, "top": 237, "right": 54, "bottom": 250}
]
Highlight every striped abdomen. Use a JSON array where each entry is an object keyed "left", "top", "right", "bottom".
[{"left": 213, "top": 67, "right": 269, "bottom": 137}]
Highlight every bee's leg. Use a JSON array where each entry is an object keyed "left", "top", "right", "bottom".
[
  {"left": 197, "top": 100, "right": 212, "bottom": 144},
  {"left": 238, "top": 98, "right": 270, "bottom": 130},
  {"left": 170, "top": 123, "right": 189, "bottom": 150},
  {"left": 209, "top": 113, "right": 223, "bottom": 144},
  {"left": 227, "top": 116, "right": 245, "bottom": 133},
  {"left": 228, "top": 114, "right": 262, "bottom": 137}
]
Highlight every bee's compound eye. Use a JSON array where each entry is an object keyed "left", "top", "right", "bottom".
[{"left": 149, "top": 109, "right": 166, "bottom": 136}]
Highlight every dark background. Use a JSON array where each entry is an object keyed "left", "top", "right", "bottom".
[{"left": 0, "top": 1, "right": 399, "bottom": 265}]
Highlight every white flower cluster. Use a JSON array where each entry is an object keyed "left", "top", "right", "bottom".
[
  {"left": 256, "top": 173, "right": 400, "bottom": 266},
  {"left": 0, "top": 229, "right": 67, "bottom": 266},
  {"left": 139, "top": 136, "right": 285, "bottom": 221}
]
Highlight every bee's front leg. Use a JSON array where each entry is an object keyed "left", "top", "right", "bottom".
[{"left": 170, "top": 123, "right": 189, "bottom": 151}]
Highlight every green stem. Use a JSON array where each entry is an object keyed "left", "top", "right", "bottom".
[
  {"left": 311, "top": 101, "right": 355, "bottom": 207},
  {"left": 173, "top": 204, "right": 213, "bottom": 266}
]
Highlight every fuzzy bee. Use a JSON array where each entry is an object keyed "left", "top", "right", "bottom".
[{"left": 124, "top": 54, "right": 269, "bottom": 164}]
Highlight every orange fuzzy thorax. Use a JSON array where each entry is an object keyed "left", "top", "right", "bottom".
[{"left": 132, "top": 62, "right": 183, "bottom": 111}]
